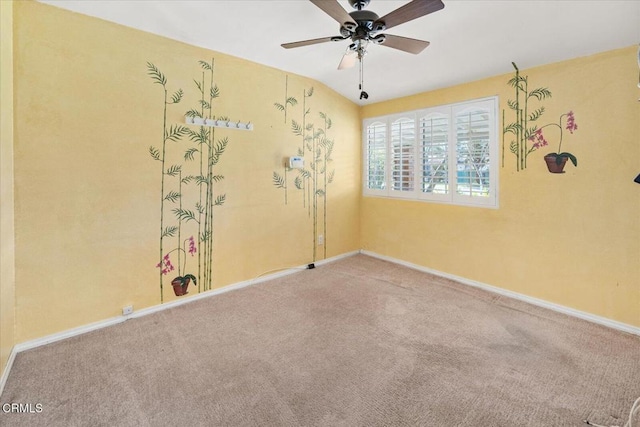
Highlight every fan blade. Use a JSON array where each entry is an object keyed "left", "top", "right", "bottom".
[
  {"left": 310, "top": 0, "right": 357, "bottom": 29},
  {"left": 379, "top": 34, "right": 430, "bottom": 54},
  {"left": 281, "top": 37, "right": 337, "bottom": 49},
  {"left": 375, "top": 0, "right": 444, "bottom": 31},
  {"left": 338, "top": 51, "right": 357, "bottom": 70}
]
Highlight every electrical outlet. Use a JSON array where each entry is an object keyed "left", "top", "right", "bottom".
[
  {"left": 318, "top": 235, "right": 324, "bottom": 245},
  {"left": 122, "top": 305, "right": 133, "bottom": 316}
]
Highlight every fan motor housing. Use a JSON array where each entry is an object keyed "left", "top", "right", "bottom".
[
  {"left": 343, "top": 10, "right": 380, "bottom": 42},
  {"left": 349, "top": 10, "right": 379, "bottom": 29}
]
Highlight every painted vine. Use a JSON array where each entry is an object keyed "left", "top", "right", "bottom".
[
  {"left": 273, "top": 80, "right": 336, "bottom": 261},
  {"left": 147, "top": 59, "right": 229, "bottom": 302},
  {"left": 503, "top": 62, "right": 552, "bottom": 171}
]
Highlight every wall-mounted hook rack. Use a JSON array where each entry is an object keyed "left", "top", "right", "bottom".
[{"left": 184, "top": 116, "right": 253, "bottom": 131}]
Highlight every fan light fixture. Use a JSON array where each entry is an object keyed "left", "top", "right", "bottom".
[{"left": 281, "top": 0, "right": 445, "bottom": 100}]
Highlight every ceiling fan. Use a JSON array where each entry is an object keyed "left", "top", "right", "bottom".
[{"left": 282, "top": 0, "right": 445, "bottom": 99}]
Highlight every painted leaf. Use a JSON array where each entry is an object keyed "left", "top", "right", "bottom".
[
  {"left": 306, "top": 87, "right": 314, "bottom": 97},
  {"left": 185, "top": 109, "right": 200, "bottom": 118},
  {"left": 528, "top": 107, "right": 545, "bottom": 122},
  {"left": 294, "top": 176, "right": 303, "bottom": 190},
  {"left": 146, "top": 62, "right": 166, "bottom": 86},
  {"left": 184, "top": 148, "right": 199, "bottom": 161},
  {"left": 286, "top": 97, "right": 298, "bottom": 107},
  {"left": 149, "top": 146, "right": 161, "bottom": 161},
  {"left": 214, "top": 194, "right": 226, "bottom": 206},
  {"left": 195, "top": 202, "right": 205, "bottom": 214},
  {"left": 211, "top": 175, "right": 225, "bottom": 182},
  {"left": 172, "top": 208, "right": 198, "bottom": 223},
  {"left": 328, "top": 170, "right": 335, "bottom": 184},
  {"left": 509, "top": 141, "right": 518, "bottom": 154},
  {"left": 507, "top": 75, "right": 526, "bottom": 88},
  {"left": 181, "top": 175, "right": 194, "bottom": 184},
  {"left": 210, "top": 137, "right": 228, "bottom": 166},
  {"left": 316, "top": 189, "right": 325, "bottom": 196},
  {"left": 192, "top": 127, "right": 210, "bottom": 145},
  {"left": 507, "top": 99, "right": 518, "bottom": 111},
  {"left": 199, "top": 60, "right": 212, "bottom": 71},
  {"left": 162, "top": 226, "right": 178, "bottom": 238},
  {"left": 164, "top": 191, "right": 181, "bottom": 203},
  {"left": 299, "top": 169, "right": 311, "bottom": 179},
  {"left": 274, "top": 102, "right": 285, "bottom": 112},
  {"left": 325, "top": 140, "right": 334, "bottom": 160},
  {"left": 170, "top": 89, "right": 184, "bottom": 104},
  {"left": 210, "top": 85, "right": 220, "bottom": 99},
  {"left": 528, "top": 87, "right": 552, "bottom": 101},
  {"left": 165, "top": 164, "right": 182, "bottom": 176},
  {"left": 273, "top": 172, "right": 285, "bottom": 188},
  {"left": 216, "top": 137, "right": 229, "bottom": 154},
  {"left": 503, "top": 123, "right": 520, "bottom": 135},
  {"left": 559, "top": 152, "right": 578, "bottom": 167},
  {"left": 524, "top": 126, "right": 538, "bottom": 140},
  {"left": 193, "top": 79, "right": 203, "bottom": 92},
  {"left": 165, "top": 125, "right": 189, "bottom": 142},
  {"left": 291, "top": 120, "right": 303, "bottom": 136},
  {"left": 199, "top": 99, "right": 211, "bottom": 110}
]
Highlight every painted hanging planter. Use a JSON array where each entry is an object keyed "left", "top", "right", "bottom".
[{"left": 171, "top": 274, "right": 197, "bottom": 297}]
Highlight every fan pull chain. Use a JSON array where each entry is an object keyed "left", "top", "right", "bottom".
[{"left": 359, "top": 55, "right": 368, "bottom": 100}]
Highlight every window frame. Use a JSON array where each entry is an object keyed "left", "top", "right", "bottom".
[{"left": 362, "top": 96, "right": 499, "bottom": 209}]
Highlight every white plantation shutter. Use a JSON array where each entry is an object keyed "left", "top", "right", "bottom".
[
  {"left": 390, "top": 117, "right": 415, "bottom": 193},
  {"left": 363, "top": 97, "right": 498, "bottom": 208},
  {"left": 453, "top": 100, "right": 496, "bottom": 206},
  {"left": 419, "top": 112, "right": 449, "bottom": 198},
  {"left": 364, "top": 120, "right": 387, "bottom": 194}
]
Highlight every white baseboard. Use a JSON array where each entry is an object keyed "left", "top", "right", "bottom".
[
  {"left": 0, "top": 250, "right": 360, "bottom": 396},
  {"left": 0, "top": 347, "right": 17, "bottom": 398},
  {"left": 360, "top": 250, "right": 640, "bottom": 337}
]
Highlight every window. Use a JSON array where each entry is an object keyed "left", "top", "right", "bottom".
[
  {"left": 365, "top": 120, "right": 386, "bottom": 191},
  {"left": 363, "top": 97, "right": 498, "bottom": 208}
]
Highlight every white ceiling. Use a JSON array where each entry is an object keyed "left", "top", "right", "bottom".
[{"left": 39, "top": 0, "right": 640, "bottom": 105}]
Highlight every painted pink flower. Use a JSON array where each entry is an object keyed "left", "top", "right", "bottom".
[
  {"left": 188, "top": 236, "right": 197, "bottom": 256},
  {"left": 529, "top": 128, "right": 549, "bottom": 149},
  {"left": 565, "top": 111, "right": 578, "bottom": 134},
  {"left": 156, "top": 253, "right": 174, "bottom": 275}
]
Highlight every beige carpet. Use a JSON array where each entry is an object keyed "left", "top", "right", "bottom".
[{"left": 1, "top": 254, "right": 639, "bottom": 426}]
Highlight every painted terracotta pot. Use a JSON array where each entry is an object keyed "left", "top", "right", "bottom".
[
  {"left": 171, "top": 277, "right": 190, "bottom": 296},
  {"left": 544, "top": 155, "right": 568, "bottom": 173}
]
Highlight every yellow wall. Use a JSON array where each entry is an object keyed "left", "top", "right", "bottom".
[
  {"left": 1, "top": 0, "right": 16, "bottom": 376},
  {"left": 361, "top": 47, "right": 640, "bottom": 327},
  {"left": 12, "top": 1, "right": 361, "bottom": 342}
]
